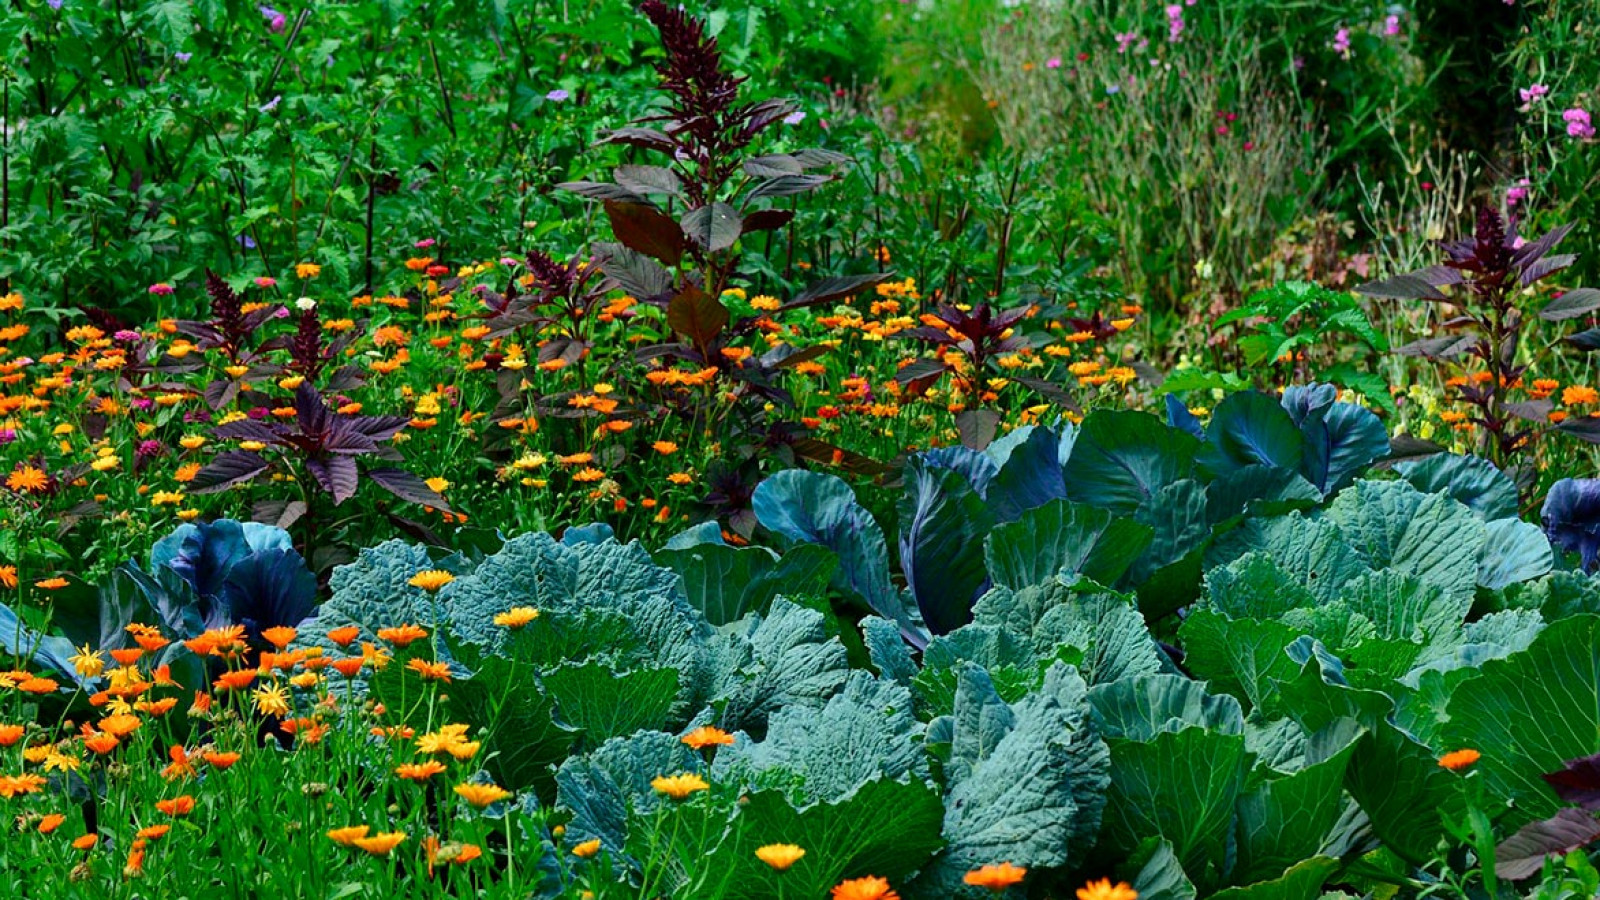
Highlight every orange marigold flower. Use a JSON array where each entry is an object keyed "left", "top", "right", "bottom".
[
  {"left": 137, "top": 824, "right": 171, "bottom": 841},
  {"left": 0, "top": 774, "right": 47, "bottom": 798},
  {"left": 1564, "top": 385, "right": 1600, "bottom": 406},
  {"left": 1439, "top": 748, "right": 1481, "bottom": 772},
  {"left": 17, "top": 677, "right": 59, "bottom": 694},
  {"left": 831, "top": 875, "right": 900, "bottom": 900},
  {"left": 0, "top": 567, "right": 16, "bottom": 589},
  {"left": 155, "top": 795, "right": 195, "bottom": 816},
  {"left": 38, "top": 813, "right": 66, "bottom": 834},
  {"left": 203, "top": 751, "right": 241, "bottom": 770},
  {"left": 964, "top": 863, "right": 1028, "bottom": 891},
  {"left": 396, "top": 761, "right": 448, "bottom": 781},
  {"left": 108, "top": 647, "right": 143, "bottom": 666},
  {"left": 99, "top": 714, "right": 142, "bottom": 738},
  {"left": 755, "top": 843, "right": 805, "bottom": 871},
  {"left": 650, "top": 773, "right": 709, "bottom": 800},
  {"left": 331, "top": 657, "right": 365, "bottom": 677},
  {"left": 213, "top": 669, "right": 257, "bottom": 692},
  {"left": 406, "top": 658, "right": 452, "bottom": 682},
  {"left": 376, "top": 624, "right": 428, "bottom": 647},
  {"left": 681, "top": 726, "right": 735, "bottom": 750},
  {"left": 260, "top": 626, "right": 298, "bottom": 649},
  {"left": 6, "top": 466, "right": 48, "bottom": 493},
  {"left": 407, "top": 570, "right": 455, "bottom": 592},
  {"left": 327, "top": 626, "right": 361, "bottom": 647},
  {"left": 453, "top": 782, "right": 512, "bottom": 808},
  {"left": 0, "top": 724, "right": 24, "bottom": 746},
  {"left": 72, "top": 833, "right": 99, "bottom": 851},
  {"left": 652, "top": 441, "right": 679, "bottom": 455},
  {"left": 34, "top": 577, "right": 69, "bottom": 591},
  {"left": 327, "top": 825, "right": 371, "bottom": 846},
  {"left": 1076, "top": 880, "right": 1137, "bottom": 900},
  {"left": 572, "top": 838, "right": 602, "bottom": 858},
  {"left": 353, "top": 831, "right": 407, "bottom": 855},
  {"left": 83, "top": 732, "right": 120, "bottom": 755}
]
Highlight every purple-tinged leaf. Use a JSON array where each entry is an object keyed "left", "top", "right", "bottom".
[
  {"left": 956, "top": 408, "right": 1001, "bottom": 451},
  {"left": 1495, "top": 808, "right": 1600, "bottom": 880},
  {"left": 204, "top": 378, "right": 240, "bottom": 411},
  {"left": 1543, "top": 752, "right": 1600, "bottom": 811},
  {"left": 1521, "top": 253, "right": 1577, "bottom": 286},
  {"left": 1512, "top": 222, "right": 1576, "bottom": 268},
  {"left": 1540, "top": 288, "right": 1600, "bottom": 322},
  {"left": 605, "top": 200, "right": 688, "bottom": 266},
  {"left": 1543, "top": 478, "right": 1600, "bottom": 571},
  {"left": 1415, "top": 265, "right": 1467, "bottom": 287},
  {"left": 613, "top": 165, "right": 683, "bottom": 197},
  {"left": 189, "top": 451, "right": 271, "bottom": 494},
  {"left": 293, "top": 382, "right": 331, "bottom": 438},
  {"left": 743, "top": 155, "right": 805, "bottom": 177},
  {"left": 740, "top": 208, "right": 795, "bottom": 233},
  {"left": 1566, "top": 328, "right": 1600, "bottom": 351},
  {"left": 213, "top": 419, "right": 284, "bottom": 443},
  {"left": 557, "top": 181, "right": 650, "bottom": 203},
  {"left": 251, "top": 499, "right": 308, "bottom": 530},
  {"left": 1505, "top": 400, "right": 1554, "bottom": 423},
  {"left": 666, "top": 286, "right": 729, "bottom": 348},
  {"left": 747, "top": 174, "right": 834, "bottom": 201},
  {"left": 1395, "top": 335, "right": 1477, "bottom": 359},
  {"left": 306, "top": 455, "right": 360, "bottom": 505},
  {"left": 1558, "top": 417, "right": 1600, "bottom": 444},
  {"left": 1355, "top": 273, "right": 1450, "bottom": 301},
  {"left": 595, "top": 242, "right": 675, "bottom": 303},
  {"left": 173, "top": 321, "right": 225, "bottom": 344},
  {"left": 597, "top": 127, "right": 678, "bottom": 152},
  {"left": 344, "top": 414, "right": 409, "bottom": 442},
  {"left": 323, "top": 421, "right": 382, "bottom": 455},
  {"left": 680, "top": 202, "right": 743, "bottom": 253},
  {"left": 767, "top": 343, "right": 828, "bottom": 369},
  {"left": 894, "top": 357, "right": 948, "bottom": 387},
  {"left": 792, "top": 148, "right": 851, "bottom": 169},
  {"left": 367, "top": 467, "right": 452, "bottom": 511},
  {"left": 325, "top": 365, "right": 366, "bottom": 392},
  {"left": 784, "top": 273, "right": 891, "bottom": 310}
]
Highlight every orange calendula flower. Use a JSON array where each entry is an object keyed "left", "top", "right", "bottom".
[
  {"left": 16, "top": 677, "right": 59, "bottom": 694},
  {"left": 260, "top": 626, "right": 297, "bottom": 649},
  {"left": 155, "top": 795, "right": 195, "bottom": 816},
  {"left": 72, "top": 834, "right": 99, "bottom": 851},
  {"left": 352, "top": 832, "right": 407, "bottom": 855},
  {"left": 136, "top": 824, "right": 171, "bottom": 841},
  {"left": 572, "top": 838, "right": 602, "bottom": 858},
  {"left": 1439, "top": 749, "right": 1482, "bottom": 772},
  {"left": 83, "top": 732, "right": 120, "bottom": 755},
  {"left": 6, "top": 466, "right": 49, "bottom": 493},
  {"left": 1076, "top": 879, "right": 1138, "bottom": 900},
  {"left": 831, "top": 875, "right": 900, "bottom": 900},
  {"left": 213, "top": 669, "right": 257, "bottom": 692},
  {"left": 203, "top": 751, "right": 241, "bottom": 770},
  {"left": 407, "top": 570, "right": 455, "bottom": 592},
  {"left": 0, "top": 774, "right": 48, "bottom": 798},
  {"left": 0, "top": 566, "right": 16, "bottom": 588},
  {"left": 1563, "top": 386, "right": 1600, "bottom": 406},
  {"left": 681, "top": 726, "right": 735, "bottom": 750},
  {"left": 34, "top": 577, "right": 69, "bottom": 590},
  {"left": 406, "top": 658, "right": 452, "bottom": 682},
  {"left": 396, "top": 761, "right": 448, "bottom": 781},
  {"left": 0, "top": 724, "right": 24, "bottom": 746},
  {"left": 327, "top": 625, "right": 361, "bottom": 647},
  {"left": 964, "top": 863, "right": 1028, "bottom": 890},
  {"left": 327, "top": 825, "right": 371, "bottom": 846},
  {"left": 376, "top": 624, "right": 428, "bottom": 647},
  {"left": 755, "top": 843, "right": 805, "bottom": 871},
  {"left": 38, "top": 813, "right": 66, "bottom": 834},
  {"left": 453, "top": 782, "right": 512, "bottom": 808},
  {"left": 650, "top": 773, "right": 709, "bottom": 800},
  {"left": 493, "top": 607, "right": 539, "bottom": 628}
]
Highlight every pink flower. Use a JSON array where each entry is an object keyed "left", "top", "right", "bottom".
[
  {"left": 414, "top": 238, "right": 436, "bottom": 249},
  {"left": 1506, "top": 178, "right": 1530, "bottom": 208},
  {"left": 1045, "top": 56, "right": 1062, "bottom": 69},
  {"left": 1115, "top": 31, "right": 1139, "bottom": 53},
  {"left": 254, "top": 276, "right": 277, "bottom": 288},
  {"left": 1384, "top": 15, "right": 1400, "bottom": 36},
  {"left": 1332, "top": 27, "right": 1351, "bottom": 58},
  {"left": 1165, "top": 5, "right": 1184, "bottom": 42},
  {"left": 148, "top": 283, "right": 174, "bottom": 295},
  {"left": 1564, "top": 108, "right": 1595, "bottom": 139},
  {"left": 1519, "top": 84, "right": 1549, "bottom": 105}
]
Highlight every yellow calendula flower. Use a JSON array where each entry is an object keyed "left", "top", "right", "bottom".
[
  {"left": 755, "top": 843, "right": 805, "bottom": 871},
  {"left": 650, "top": 773, "right": 709, "bottom": 800},
  {"left": 493, "top": 607, "right": 539, "bottom": 629},
  {"left": 407, "top": 570, "right": 455, "bottom": 592}
]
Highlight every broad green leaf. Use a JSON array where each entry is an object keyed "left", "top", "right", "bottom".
[
  {"left": 899, "top": 457, "right": 994, "bottom": 634},
  {"left": 1199, "top": 391, "right": 1306, "bottom": 478},
  {"left": 1180, "top": 611, "right": 1305, "bottom": 712},
  {"left": 656, "top": 541, "right": 836, "bottom": 625},
  {"left": 1101, "top": 728, "right": 1252, "bottom": 882},
  {"left": 1442, "top": 615, "right": 1600, "bottom": 824},
  {"left": 984, "top": 498, "right": 1153, "bottom": 590},
  {"left": 543, "top": 662, "right": 679, "bottom": 745},
  {"left": 1064, "top": 410, "right": 1199, "bottom": 515},
  {"left": 1232, "top": 722, "right": 1362, "bottom": 884},
  {"left": 1208, "top": 856, "right": 1341, "bottom": 899},
  {"left": 1477, "top": 518, "right": 1554, "bottom": 591},
  {"left": 1326, "top": 481, "right": 1484, "bottom": 603},
  {"left": 1127, "top": 479, "right": 1210, "bottom": 585},
  {"left": 1396, "top": 453, "right": 1519, "bottom": 520},
  {"left": 1088, "top": 675, "right": 1245, "bottom": 741},
  {"left": 1125, "top": 839, "right": 1199, "bottom": 900}
]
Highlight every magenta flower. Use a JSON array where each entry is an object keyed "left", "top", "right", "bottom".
[
  {"left": 1564, "top": 108, "right": 1595, "bottom": 139},
  {"left": 148, "top": 283, "right": 174, "bottom": 295},
  {"left": 254, "top": 276, "right": 277, "bottom": 288},
  {"left": 1045, "top": 56, "right": 1062, "bottom": 69},
  {"left": 258, "top": 4, "right": 286, "bottom": 32},
  {"left": 1519, "top": 84, "right": 1549, "bottom": 105},
  {"left": 1384, "top": 15, "right": 1400, "bottom": 36},
  {"left": 1165, "top": 6, "right": 1184, "bottom": 42},
  {"left": 1115, "top": 31, "right": 1139, "bottom": 53},
  {"left": 1332, "top": 27, "right": 1351, "bottom": 58},
  {"left": 1506, "top": 178, "right": 1530, "bottom": 208}
]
